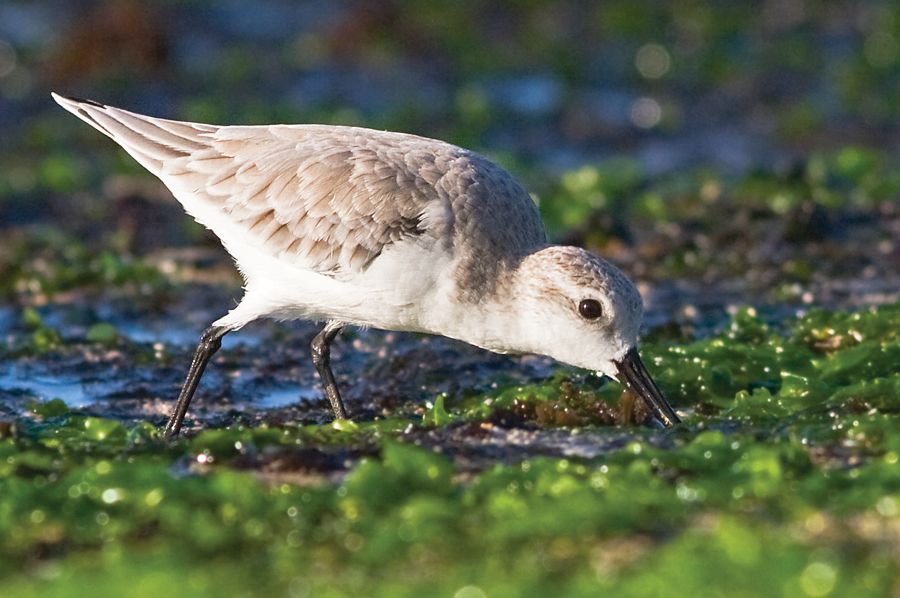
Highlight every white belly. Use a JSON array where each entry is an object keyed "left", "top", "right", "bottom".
[{"left": 212, "top": 233, "right": 454, "bottom": 334}]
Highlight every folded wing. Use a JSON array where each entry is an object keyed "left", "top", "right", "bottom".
[{"left": 52, "top": 93, "right": 448, "bottom": 274}]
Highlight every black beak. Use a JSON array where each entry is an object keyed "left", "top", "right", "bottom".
[{"left": 614, "top": 348, "right": 681, "bottom": 428}]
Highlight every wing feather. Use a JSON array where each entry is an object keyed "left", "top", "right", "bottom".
[{"left": 52, "top": 93, "right": 546, "bottom": 283}]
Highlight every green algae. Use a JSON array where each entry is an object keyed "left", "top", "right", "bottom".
[
  {"left": 19, "top": 308, "right": 63, "bottom": 355},
  {"left": 437, "top": 304, "right": 899, "bottom": 437},
  {"left": 538, "top": 147, "right": 900, "bottom": 239},
  {"left": 1, "top": 303, "right": 898, "bottom": 596},
  {"left": 0, "top": 227, "right": 171, "bottom": 302},
  {"left": 85, "top": 323, "right": 119, "bottom": 346}
]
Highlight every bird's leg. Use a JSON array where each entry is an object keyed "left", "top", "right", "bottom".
[
  {"left": 164, "top": 325, "right": 229, "bottom": 440},
  {"left": 310, "top": 322, "right": 348, "bottom": 419}
]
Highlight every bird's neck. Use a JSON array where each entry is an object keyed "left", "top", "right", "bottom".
[{"left": 422, "top": 248, "right": 547, "bottom": 356}]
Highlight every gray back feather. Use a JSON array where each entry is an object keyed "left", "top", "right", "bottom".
[{"left": 53, "top": 94, "right": 546, "bottom": 287}]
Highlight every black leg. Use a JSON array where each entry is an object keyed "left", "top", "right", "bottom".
[
  {"left": 164, "top": 325, "right": 228, "bottom": 439},
  {"left": 310, "top": 323, "right": 348, "bottom": 419}
]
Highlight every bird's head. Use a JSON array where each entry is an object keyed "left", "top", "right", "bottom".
[{"left": 507, "top": 245, "right": 680, "bottom": 427}]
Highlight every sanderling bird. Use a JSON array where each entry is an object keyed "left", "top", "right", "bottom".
[{"left": 52, "top": 93, "right": 681, "bottom": 438}]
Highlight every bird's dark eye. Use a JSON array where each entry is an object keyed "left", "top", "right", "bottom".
[{"left": 578, "top": 299, "right": 603, "bottom": 320}]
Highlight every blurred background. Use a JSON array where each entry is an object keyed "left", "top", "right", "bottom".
[{"left": 2, "top": 0, "right": 899, "bottom": 175}]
